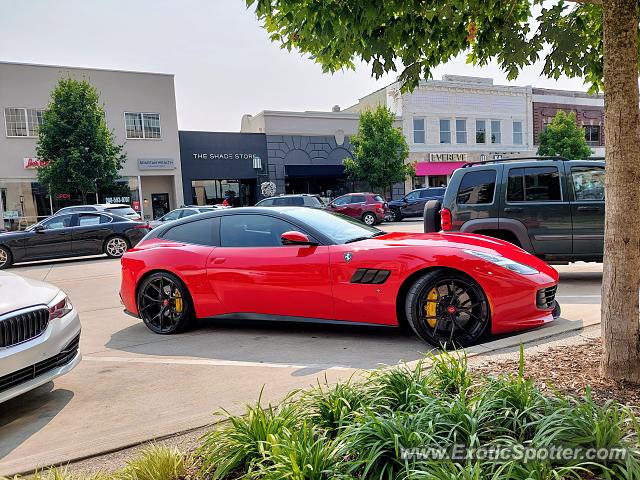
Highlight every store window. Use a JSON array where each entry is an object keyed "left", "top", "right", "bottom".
[
  {"left": 125, "top": 112, "right": 161, "bottom": 139},
  {"left": 413, "top": 118, "right": 425, "bottom": 143},
  {"left": 476, "top": 120, "right": 486, "bottom": 144},
  {"left": 584, "top": 125, "right": 601, "bottom": 146},
  {"left": 440, "top": 119, "right": 451, "bottom": 144},
  {"left": 4, "top": 107, "right": 44, "bottom": 137},
  {"left": 455, "top": 119, "right": 467, "bottom": 144},
  {"left": 0, "top": 179, "right": 51, "bottom": 230},
  {"left": 513, "top": 121, "right": 523, "bottom": 145},
  {"left": 192, "top": 179, "right": 247, "bottom": 206},
  {"left": 413, "top": 176, "right": 427, "bottom": 189},
  {"left": 491, "top": 120, "right": 501, "bottom": 144}
]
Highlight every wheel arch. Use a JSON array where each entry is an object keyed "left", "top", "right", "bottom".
[
  {"left": 134, "top": 268, "right": 194, "bottom": 311},
  {"left": 395, "top": 265, "right": 491, "bottom": 330},
  {"left": 460, "top": 218, "right": 533, "bottom": 252}
]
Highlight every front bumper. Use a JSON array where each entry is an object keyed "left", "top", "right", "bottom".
[{"left": 0, "top": 307, "right": 81, "bottom": 404}]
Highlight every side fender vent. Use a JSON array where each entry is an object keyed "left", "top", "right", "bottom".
[{"left": 350, "top": 269, "right": 391, "bottom": 284}]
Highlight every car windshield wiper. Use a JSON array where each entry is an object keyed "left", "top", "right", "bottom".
[{"left": 345, "top": 232, "right": 386, "bottom": 244}]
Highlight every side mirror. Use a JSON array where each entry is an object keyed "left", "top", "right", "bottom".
[
  {"left": 34, "top": 225, "right": 45, "bottom": 233},
  {"left": 328, "top": 203, "right": 336, "bottom": 208},
  {"left": 281, "top": 231, "right": 317, "bottom": 246}
]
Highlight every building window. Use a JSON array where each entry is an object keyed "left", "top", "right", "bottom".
[
  {"left": 413, "top": 118, "right": 425, "bottom": 143},
  {"left": 4, "top": 107, "right": 44, "bottom": 137},
  {"left": 455, "top": 119, "right": 467, "bottom": 144},
  {"left": 475, "top": 120, "right": 486, "bottom": 143},
  {"left": 491, "top": 120, "right": 501, "bottom": 144},
  {"left": 513, "top": 121, "right": 523, "bottom": 145},
  {"left": 584, "top": 125, "right": 601, "bottom": 146},
  {"left": 440, "top": 119, "right": 451, "bottom": 144},
  {"left": 125, "top": 112, "right": 161, "bottom": 139}
]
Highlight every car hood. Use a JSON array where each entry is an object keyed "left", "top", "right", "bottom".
[
  {"left": 355, "top": 231, "right": 552, "bottom": 271},
  {"left": 0, "top": 271, "right": 60, "bottom": 314}
]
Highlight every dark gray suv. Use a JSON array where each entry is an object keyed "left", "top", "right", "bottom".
[{"left": 424, "top": 158, "right": 605, "bottom": 263}]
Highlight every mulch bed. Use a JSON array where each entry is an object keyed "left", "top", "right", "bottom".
[{"left": 472, "top": 338, "right": 640, "bottom": 406}]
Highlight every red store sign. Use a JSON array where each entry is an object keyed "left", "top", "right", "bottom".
[{"left": 23, "top": 158, "right": 50, "bottom": 169}]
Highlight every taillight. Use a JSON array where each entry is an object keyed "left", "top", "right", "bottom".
[
  {"left": 374, "top": 202, "right": 384, "bottom": 212},
  {"left": 440, "top": 208, "right": 452, "bottom": 231},
  {"left": 133, "top": 222, "right": 150, "bottom": 229}
]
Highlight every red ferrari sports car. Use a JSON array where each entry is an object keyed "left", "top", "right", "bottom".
[{"left": 120, "top": 207, "right": 560, "bottom": 347}]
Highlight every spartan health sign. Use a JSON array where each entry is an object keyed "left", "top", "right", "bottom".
[{"left": 23, "top": 158, "right": 50, "bottom": 169}]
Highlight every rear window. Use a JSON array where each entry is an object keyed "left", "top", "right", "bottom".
[
  {"left": 304, "top": 196, "right": 324, "bottom": 207},
  {"left": 507, "top": 167, "right": 561, "bottom": 202},
  {"left": 374, "top": 195, "right": 385, "bottom": 202},
  {"left": 106, "top": 206, "right": 136, "bottom": 216},
  {"left": 456, "top": 170, "right": 496, "bottom": 205},
  {"left": 420, "top": 188, "right": 445, "bottom": 198}
]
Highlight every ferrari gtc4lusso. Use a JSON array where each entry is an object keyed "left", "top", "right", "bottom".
[{"left": 120, "top": 207, "right": 560, "bottom": 347}]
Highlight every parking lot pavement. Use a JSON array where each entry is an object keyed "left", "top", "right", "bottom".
[{"left": 0, "top": 246, "right": 603, "bottom": 476}]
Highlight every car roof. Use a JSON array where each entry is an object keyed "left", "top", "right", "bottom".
[{"left": 459, "top": 156, "right": 605, "bottom": 169}]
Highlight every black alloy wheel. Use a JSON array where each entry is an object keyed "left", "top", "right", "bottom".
[
  {"left": 389, "top": 208, "right": 402, "bottom": 222},
  {"left": 137, "top": 272, "right": 193, "bottom": 334},
  {"left": 405, "top": 270, "right": 490, "bottom": 348}
]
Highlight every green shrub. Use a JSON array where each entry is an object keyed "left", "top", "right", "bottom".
[
  {"left": 117, "top": 444, "right": 187, "bottom": 480},
  {"left": 368, "top": 360, "right": 434, "bottom": 412},
  {"left": 427, "top": 349, "right": 472, "bottom": 396},
  {"left": 306, "top": 379, "right": 369, "bottom": 435}
]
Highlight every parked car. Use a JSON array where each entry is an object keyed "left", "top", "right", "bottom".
[
  {"left": 255, "top": 194, "right": 325, "bottom": 208},
  {"left": 0, "top": 271, "right": 81, "bottom": 403},
  {"left": 387, "top": 187, "right": 446, "bottom": 221},
  {"left": 0, "top": 211, "right": 150, "bottom": 269},
  {"left": 326, "top": 192, "right": 389, "bottom": 226},
  {"left": 148, "top": 206, "right": 225, "bottom": 229},
  {"left": 424, "top": 157, "right": 605, "bottom": 263},
  {"left": 55, "top": 204, "right": 142, "bottom": 221},
  {"left": 120, "top": 207, "right": 559, "bottom": 347}
]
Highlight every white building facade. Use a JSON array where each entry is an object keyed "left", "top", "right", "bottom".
[{"left": 0, "top": 62, "right": 184, "bottom": 228}]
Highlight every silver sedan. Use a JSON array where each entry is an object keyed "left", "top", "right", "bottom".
[{"left": 0, "top": 271, "right": 81, "bottom": 403}]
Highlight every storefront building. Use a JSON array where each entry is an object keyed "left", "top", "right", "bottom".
[
  {"left": 179, "top": 131, "right": 268, "bottom": 207},
  {"left": 0, "top": 62, "right": 183, "bottom": 229}
]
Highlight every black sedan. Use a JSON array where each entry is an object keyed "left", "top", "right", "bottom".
[{"left": 0, "top": 211, "right": 150, "bottom": 269}]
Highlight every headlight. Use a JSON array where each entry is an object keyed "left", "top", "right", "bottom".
[
  {"left": 463, "top": 249, "right": 539, "bottom": 275},
  {"left": 48, "top": 293, "right": 73, "bottom": 320}
]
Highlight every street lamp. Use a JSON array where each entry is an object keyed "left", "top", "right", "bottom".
[{"left": 253, "top": 156, "right": 262, "bottom": 205}]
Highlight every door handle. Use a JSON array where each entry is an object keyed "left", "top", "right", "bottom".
[
  {"left": 504, "top": 207, "right": 523, "bottom": 213},
  {"left": 577, "top": 206, "right": 600, "bottom": 212},
  {"left": 210, "top": 257, "right": 226, "bottom": 264}
]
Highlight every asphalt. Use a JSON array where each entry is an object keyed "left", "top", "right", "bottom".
[{"left": 0, "top": 221, "right": 603, "bottom": 476}]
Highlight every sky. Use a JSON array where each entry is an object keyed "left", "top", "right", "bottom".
[{"left": 0, "top": 0, "right": 589, "bottom": 132}]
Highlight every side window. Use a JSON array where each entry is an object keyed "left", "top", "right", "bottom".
[
  {"left": 162, "top": 210, "right": 182, "bottom": 221},
  {"left": 351, "top": 194, "right": 366, "bottom": 203},
  {"left": 42, "top": 214, "right": 73, "bottom": 229},
  {"left": 373, "top": 195, "right": 385, "bottom": 203},
  {"left": 162, "top": 218, "right": 216, "bottom": 246},
  {"left": 507, "top": 166, "right": 561, "bottom": 202},
  {"left": 220, "top": 214, "right": 308, "bottom": 247},
  {"left": 99, "top": 215, "right": 112, "bottom": 224},
  {"left": 180, "top": 209, "right": 198, "bottom": 218},
  {"left": 405, "top": 191, "right": 420, "bottom": 201},
  {"left": 333, "top": 196, "right": 351, "bottom": 206},
  {"left": 457, "top": 170, "right": 496, "bottom": 205},
  {"left": 571, "top": 166, "right": 605, "bottom": 201},
  {"left": 305, "top": 196, "right": 324, "bottom": 207},
  {"left": 290, "top": 197, "right": 305, "bottom": 206},
  {"left": 78, "top": 214, "right": 101, "bottom": 226},
  {"left": 273, "top": 197, "right": 291, "bottom": 206},
  {"left": 258, "top": 198, "right": 274, "bottom": 206}
]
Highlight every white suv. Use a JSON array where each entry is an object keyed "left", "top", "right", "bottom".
[{"left": 56, "top": 203, "right": 141, "bottom": 221}]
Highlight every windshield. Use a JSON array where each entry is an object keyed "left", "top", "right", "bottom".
[{"left": 284, "top": 208, "right": 382, "bottom": 244}]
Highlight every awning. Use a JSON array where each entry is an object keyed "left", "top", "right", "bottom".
[
  {"left": 415, "top": 161, "right": 467, "bottom": 176},
  {"left": 285, "top": 164, "right": 346, "bottom": 178}
]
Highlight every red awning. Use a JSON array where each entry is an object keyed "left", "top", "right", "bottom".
[{"left": 415, "top": 161, "right": 467, "bottom": 176}]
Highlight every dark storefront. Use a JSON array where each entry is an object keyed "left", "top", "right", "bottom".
[{"left": 179, "top": 131, "right": 268, "bottom": 207}]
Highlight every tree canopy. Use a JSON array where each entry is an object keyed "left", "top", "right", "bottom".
[
  {"left": 36, "top": 77, "right": 125, "bottom": 202},
  {"left": 537, "top": 111, "right": 594, "bottom": 159},
  {"left": 343, "top": 106, "right": 412, "bottom": 196}
]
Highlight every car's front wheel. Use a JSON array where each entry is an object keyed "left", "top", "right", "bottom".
[
  {"left": 362, "top": 212, "right": 377, "bottom": 226},
  {"left": 0, "top": 245, "right": 12, "bottom": 269},
  {"left": 137, "top": 272, "right": 193, "bottom": 334},
  {"left": 405, "top": 269, "right": 490, "bottom": 348},
  {"left": 389, "top": 208, "right": 402, "bottom": 222},
  {"left": 104, "top": 235, "right": 129, "bottom": 258}
]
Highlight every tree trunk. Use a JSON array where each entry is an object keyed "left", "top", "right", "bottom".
[{"left": 600, "top": 0, "right": 640, "bottom": 382}]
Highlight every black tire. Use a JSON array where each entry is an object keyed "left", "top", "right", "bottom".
[
  {"left": 104, "top": 235, "right": 130, "bottom": 258},
  {"left": 389, "top": 208, "right": 402, "bottom": 222},
  {"left": 362, "top": 212, "right": 377, "bottom": 226},
  {"left": 405, "top": 269, "right": 490, "bottom": 348},
  {"left": 0, "top": 245, "right": 12, "bottom": 269},
  {"left": 423, "top": 200, "right": 442, "bottom": 233},
  {"left": 137, "top": 272, "right": 193, "bottom": 334}
]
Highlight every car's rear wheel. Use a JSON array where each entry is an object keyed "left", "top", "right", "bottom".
[
  {"left": 389, "top": 208, "right": 402, "bottom": 222},
  {"left": 362, "top": 212, "right": 377, "bottom": 226},
  {"left": 423, "top": 200, "right": 442, "bottom": 233},
  {"left": 0, "top": 246, "right": 12, "bottom": 269},
  {"left": 104, "top": 235, "right": 129, "bottom": 258},
  {"left": 137, "top": 272, "right": 193, "bottom": 334},
  {"left": 405, "top": 270, "right": 490, "bottom": 348}
]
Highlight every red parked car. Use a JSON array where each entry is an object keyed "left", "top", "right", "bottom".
[
  {"left": 120, "top": 207, "right": 560, "bottom": 347},
  {"left": 326, "top": 193, "right": 389, "bottom": 226}
]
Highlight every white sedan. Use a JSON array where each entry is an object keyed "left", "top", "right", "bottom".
[{"left": 0, "top": 271, "right": 81, "bottom": 403}]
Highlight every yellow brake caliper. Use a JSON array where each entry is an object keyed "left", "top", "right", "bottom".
[
  {"left": 424, "top": 288, "right": 438, "bottom": 328},
  {"left": 174, "top": 289, "right": 183, "bottom": 313}
]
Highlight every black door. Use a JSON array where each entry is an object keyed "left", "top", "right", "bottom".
[
  {"left": 71, "top": 213, "right": 115, "bottom": 254},
  {"left": 151, "top": 193, "right": 170, "bottom": 220},
  {"left": 22, "top": 214, "right": 74, "bottom": 260},
  {"left": 568, "top": 164, "right": 605, "bottom": 256},
  {"left": 400, "top": 190, "right": 423, "bottom": 217}
]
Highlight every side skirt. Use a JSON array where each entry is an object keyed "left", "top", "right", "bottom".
[{"left": 201, "top": 312, "right": 397, "bottom": 328}]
